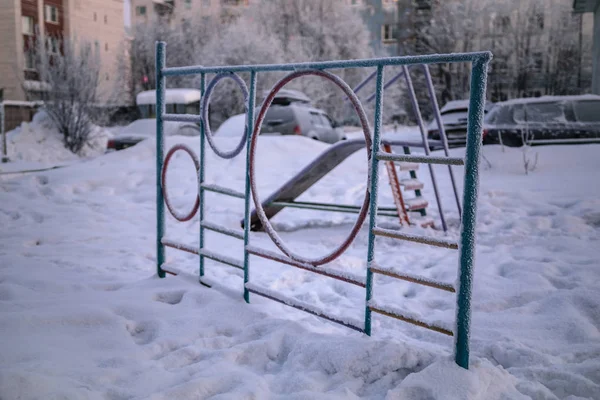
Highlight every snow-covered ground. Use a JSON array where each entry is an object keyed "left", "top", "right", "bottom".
[{"left": 1, "top": 121, "right": 599, "bottom": 399}]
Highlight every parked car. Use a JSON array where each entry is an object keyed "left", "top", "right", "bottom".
[
  {"left": 427, "top": 99, "right": 495, "bottom": 148},
  {"left": 106, "top": 119, "right": 200, "bottom": 151},
  {"left": 216, "top": 89, "right": 346, "bottom": 144},
  {"left": 482, "top": 95, "right": 600, "bottom": 147}
]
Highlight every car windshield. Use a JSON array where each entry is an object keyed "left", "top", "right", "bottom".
[
  {"left": 573, "top": 100, "right": 600, "bottom": 122},
  {"left": 310, "top": 112, "right": 332, "bottom": 128}
]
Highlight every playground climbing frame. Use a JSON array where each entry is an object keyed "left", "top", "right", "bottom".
[{"left": 155, "top": 41, "right": 491, "bottom": 370}]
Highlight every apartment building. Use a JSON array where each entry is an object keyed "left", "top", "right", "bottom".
[
  {"left": 130, "top": 0, "right": 250, "bottom": 26},
  {"left": 0, "top": 0, "right": 125, "bottom": 105}
]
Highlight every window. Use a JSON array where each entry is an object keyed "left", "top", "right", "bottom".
[
  {"left": 350, "top": 0, "right": 361, "bottom": 5},
  {"left": 105, "top": 43, "right": 109, "bottom": 51},
  {"left": 184, "top": 0, "right": 192, "bottom": 9},
  {"left": 382, "top": 24, "right": 394, "bottom": 43},
  {"left": 494, "top": 15, "right": 510, "bottom": 33},
  {"left": 44, "top": 5, "right": 59, "bottom": 24},
  {"left": 202, "top": 0, "right": 210, "bottom": 6},
  {"left": 24, "top": 50, "right": 36, "bottom": 70},
  {"left": 49, "top": 38, "right": 60, "bottom": 54},
  {"left": 533, "top": 52, "right": 543, "bottom": 73},
  {"left": 93, "top": 12, "right": 97, "bottom": 21},
  {"left": 526, "top": 102, "right": 565, "bottom": 123},
  {"left": 573, "top": 101, "right": 600, "bottom": 122},
  {"left": 104, "top": 15, "right": 107, "bottom": 24},
  {"left": 22, "top": 16, "right": 34, "bottom": 35},
  {"left": 136, "top": 6, "right": 147, "bottom": 16}
]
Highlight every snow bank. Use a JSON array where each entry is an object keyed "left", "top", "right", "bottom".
[{"left": 3, "top": 110, "right": 111, "bottom": 165}]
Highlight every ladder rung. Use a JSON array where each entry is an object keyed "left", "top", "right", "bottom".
[
  {"left": 199, "top": 249, "right": 244, "bottom": 270},
  {"left": 246, "top": 245, "right": 366, "bottom": 287},
  {"left": 246, "top": 283, "right": 364, "bottom": 333},
  {"left": 368, "top": 303, "right": 453, "bottom": 336},
  {"left": 398, "top": 162, "right": 419, "bottom": 171},
  {"left": 372, "top": 227, "right": 458, "bottom": 249},
  {"left": 162, "top": 113, "right": 202, "bottom": 123},
  {"left": 161, "top": 238, "right": 199, "bottom": 255},
  {"left": 377, "top": 152, "right": 465, "bottom": 166},
  {"left": 404, "top": 197, "right": 428, "bottom": 211},
  {"left": 201, "top": 183, "right": 245, "bottom": 199},
  {"left": 202, "top": 220, "right": 244, "bottom": 240},
  {"left": 400, "top": 179, "right": 424, "bottom": 191},
  {"left": 371, "top": 266, "right": 455, "bottom": 292}
]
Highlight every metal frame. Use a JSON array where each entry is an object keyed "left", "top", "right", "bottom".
[{"left": 155, "top": 41, "right": 491, "bottom": 369}]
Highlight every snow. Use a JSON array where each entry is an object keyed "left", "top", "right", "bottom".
[
  {"left": 1, "top": 118, "right": 600, "bottom": 398},
  {"left": 496, "top": 93, "right": 600, "bottom": 106},
  {"left": 136, "top": 88, "right": 202, "bottom": 105}
]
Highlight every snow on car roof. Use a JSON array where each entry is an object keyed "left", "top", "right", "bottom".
[
  {"left": 263, "top": 89, "right": 312, "bottom": 103},
  {"left": 496, "top": 94, "right": 600, "bottom": 107},
  {"left": 136, "top": 89, "right": 202, "bottom": 105}
]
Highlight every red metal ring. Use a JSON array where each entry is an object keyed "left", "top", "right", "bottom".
[
  {"left": 248, "top": 69, "right": 373, "bottom": 266},
  {"left": 161, "top": 144, "right": 201, "bottom": 222}
]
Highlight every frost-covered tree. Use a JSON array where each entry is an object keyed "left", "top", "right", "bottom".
[{"left": 33, "top": 36, "right": 101, "bottom": 153}]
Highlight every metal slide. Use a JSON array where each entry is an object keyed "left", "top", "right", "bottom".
[{"left": 244, "top": 137, "right": 441, "bottom": 231}]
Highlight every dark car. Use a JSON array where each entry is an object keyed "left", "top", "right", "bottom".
[
  {"left": 482, "top": 95, "right": 600, "bottom": 147},
  {"left": 427, "top": 99, "right": 495, "bottom": 148}
]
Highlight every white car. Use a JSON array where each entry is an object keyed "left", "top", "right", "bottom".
[{"left": 106, "top": 119, "right": 200, "bottom": 151}]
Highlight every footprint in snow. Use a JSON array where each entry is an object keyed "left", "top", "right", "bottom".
[{"left": 154, "top": 290, "right": 186, "bottom": 305}]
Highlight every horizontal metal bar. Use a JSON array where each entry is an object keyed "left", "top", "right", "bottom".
[
  {"left": 201, "top": 183, "right": 245, "bottom": 199},
  {"left": 377, "top": 152, "right": 464, "bottom": 166},
  {"left": 369, "top": 304, "right": 454, "bottom": 336},
  {"left": 162, "top": 238, "right": 199, "bottom": 255},
  {"left": 372, "top": 227, "right": 459, "bottom": 249},
  {"left": 201, "top": 220, "right": 244, "bottom": 240},
  {"left": 163, "top": 52, "right": 492, "bottom": 76},
  {"left": 370, "top": 266, "right": 455, "bottom": 293},
  {"left": 160, "top": 264, "right": 213, "bottom": 288},
  {"left": 269, "top": 201, "right": 399, "bottom": 217},
  {"left": 163, "top": 113, "right": 202, "bottom": 123},
  {"left": 246, "top": 284, "right": 364, "bottom": 333},
  {"left": 528, "top": 138, "right": 600, "bottom": 145},
  {"left": 273, "top": 200, "right": 398, "bottom": 212},
  {"left": 199, "top": 249, "right": 244, "bottom": 270},
  {"left": 246, "top": 245, "right": 366, "bottom": 287}
]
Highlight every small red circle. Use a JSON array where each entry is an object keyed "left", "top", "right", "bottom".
[{"left": 162, "top": 144, "right": 201, "bottom": 222}]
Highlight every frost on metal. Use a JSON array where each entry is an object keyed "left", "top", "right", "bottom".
[
  {"left": 201, "top": 183, "right": 245, "bottom": 199},
  {"left": 370, "top": 264, "right": 455, "bottom": 293},
  {"left": 161, "top": 144, "right": 200, "bottom": 222},
  {"left": 368, "top": 299, "right": 453, "bottom": 336}
]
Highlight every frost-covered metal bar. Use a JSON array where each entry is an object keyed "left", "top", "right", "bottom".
[
  {"left": 156, "top": 42, "right": 166, "bottom": 279},
  {"left": 364, "top": 65, "right": 385, "bottom": 336},
  {"left": 199, "top": 249, "right": 244, "bottom": 270},
  {"left": 372, "top": 227, "right": 458, "bottom": 249},
  {"left": 243, "top": 71, "right": 257, "bottom": 303},
  {"left": 201, "top": 183, "right": 245, "bottom": 199},
  {"left": 365, "top": 70, "right": 404, "bottom": 103},
  {"left": 162, "top": 238, "right": 199, "bottom": 255},
  {"left": 402, "top": 65, "right": 448, "bottom": 232},
  {"left": 246, "top": 283, "right": 364, "bottom": 333},
  {"left": 201, "top": 221, "right": 244, "bottom": 240},
  {"left": 455, "top": 54, "right": 491, "bottom": 370},
  {"left": 199, "top": 72, "right": 206, "bottom": 278},
  {"left": 162, "top": 113, "right": 203, "bottom": 123},
  {"left": 246, "top": 245, "right": 366, "bottom": 287},
  {"left": 423, "top": 65, "right": 462, "bottom": 217},
  {"left": 269, "top": 201, "right": 400, "bottom": 218},
  {"left": 368, "top": 304, "right": 453, "bottom": 336},
  {"left": 370, "top": 266, "right": 455, "bottom": 293},
  {"left": 163, "top": 52, "right": 491, "bottom": 76},
  {"left": 376, "top": 152, "right": 464, "bottom": 166}
]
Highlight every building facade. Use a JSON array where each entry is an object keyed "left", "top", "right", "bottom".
[
  {"left": 130, "top": 0, "right": 250, "bottom": 26},
  {"left": 574, "top": 0, "right": 600, "bottom": 95},
  {"left": 0, "top": 0, "right": 126, "bottom": 104}
]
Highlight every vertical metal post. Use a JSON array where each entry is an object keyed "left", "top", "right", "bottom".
[
  {"left": 364, "top": 65, "right": 385, "bottom": 336},
  {"left": 199, "top": 72, "right": 206, "bottom": 278},
  {"left": 156, "top": 42, "right": 166, "bottom": 278},
  {"left": 454, "top": 54, "right": 490, "bottom": 370},
  {"left": 422, "top": 65, "right": 462, "bottom": 217},
  {"left": 243, "top": 71, "right": 257, "bottom": 303},
  {"left": 0, "top": 102, "right": 8, "bottom": 163},
  {"left": 402, "top": 65, "right": 448, "bottom": 232}
]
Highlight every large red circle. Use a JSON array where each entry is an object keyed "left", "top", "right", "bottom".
[
  {"left": 161, "top": 144, "right": 200, "bottom": 222},
  {"left": 248, "top": 69, "right": 373, "bottom": 266}
]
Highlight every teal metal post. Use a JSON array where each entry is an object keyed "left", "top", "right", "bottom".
[
  {"left": 364, "top": 65, "right": 385, "bottom": 336},
  {"left": 243, "top": 71, "right": 257, "bottom": 303},
  {"left": 156, "top": 42, "right": 166, "bottom": 278},
  {"left": 454, "top": 54, "right": 491, "bottom": 369},
  {"left": 199, "top": 72, "right": 206, "bottom": 278}
]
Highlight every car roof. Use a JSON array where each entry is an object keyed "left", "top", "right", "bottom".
[
  {"left": 494, "top": 94, "right": 600, "bottom": 107},
  {"left": 439, "top": 99, "right": 494, "bottom": 113},
  {"left": 136, "top": 89, "right": 201, "bottom": 105}
]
